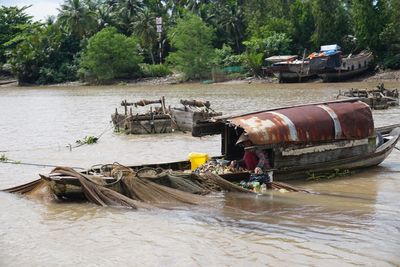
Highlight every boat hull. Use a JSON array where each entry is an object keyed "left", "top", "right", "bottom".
[
  {"left": 319, "top": 66, "right": 370, "bottom": 82},
  {"left": 273, "top": 72, "right": 317, "bottom": 83},
  {"left": 42, "top": 126, "right": 400, "bottom": 200}
]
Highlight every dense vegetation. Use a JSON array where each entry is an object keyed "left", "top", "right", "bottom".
[{"left": 1, "top": 0, "right": 399, "bottom": 84}]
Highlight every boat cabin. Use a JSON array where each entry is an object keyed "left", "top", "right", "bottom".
[{"left": 193, "top": 100, "right": 376, "bottom": 173}]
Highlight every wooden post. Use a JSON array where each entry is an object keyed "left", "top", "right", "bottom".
[
  {"left": 161, "top": 96, "right": 166, "bottom": 114},
  {"left": 123, "top": 100, "right": 128, "bottom": 115}
]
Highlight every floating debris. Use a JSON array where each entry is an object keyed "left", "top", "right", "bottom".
[
  {"left": 75, "top": 136, "right": 99, "bottom": 145},
  {"left": 337, "top": 83, "right": 399, "bottom": 109}
]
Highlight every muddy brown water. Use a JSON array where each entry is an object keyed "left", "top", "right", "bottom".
[{"left": 0, "top": 82, "right": 400, "bottom": 266}]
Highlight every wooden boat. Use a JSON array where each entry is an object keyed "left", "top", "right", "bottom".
[
  {"left": 44, "top": 100, "right": 399, "bottom": 199},
  {"left": 112, "top": 98, "right": 222, "bottom": 134},
  {"left": 112, "top": 98, "right": 173, "bottom": 134},
  {"left": 265, "top": 55, "right": 317, "bottom": 83},
  {"left": 336, "top": 83, "right": 399, "bottom": 109},
  {"left": 192, "top": 99, "right": 400, "bottom": 181},
  {"left": 309, "top": 45, "right": 373, "bottom": 82},
  {"left": 170, "top": 100, "right": 222, "bottom": 132}
]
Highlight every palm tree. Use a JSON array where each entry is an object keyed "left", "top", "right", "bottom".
[
  {"left": 208, "top": 2, "right": 246, "bottom": 52},
  {"left": 96, "top": 3, "right": 114, "bottom": 30},
  {"left": 111, "top": 0, "right": 143, "bottom": 35},
  {"left": 132, "top": 8, "right": 158, "bottom": 64},
  {"left": 57, "top": 0, "right": 97, "bottom": 38}
]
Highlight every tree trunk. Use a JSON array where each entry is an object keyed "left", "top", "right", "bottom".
[{"left": 149, "top": 47, "right": 155, "bottom": 65}]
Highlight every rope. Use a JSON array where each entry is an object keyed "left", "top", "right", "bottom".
[
  {"left": 0, "top": 159, "right": 85, "bottom": 169},
  {"left": 1, "top": 121, "right": 117, "bottom": 153}
]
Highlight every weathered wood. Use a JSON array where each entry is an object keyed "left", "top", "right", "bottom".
[
  {"left": 128, "top": 119, "right": 172, "bottom": 134},
  {"left": 130, "top": 114, "right": 170, "bottom": 121},
  {"left": 180, "top": 99, "right": 211, "bottom": 108},
  {"left": 134, "top": 99, "right": 162, "bottom": 107},
  {"left": 171, "top": 109, "right": 223, "bottom": 132},
  {"left": 376, "top": 124, "right": 400, "bottom": 135},
  {"left": 337, "top": 84, "right": 399, "bottom": 109}
]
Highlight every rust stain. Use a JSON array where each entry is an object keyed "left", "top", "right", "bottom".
[{"left": 229, "top": 101, "right": 374, "bottom": 145}]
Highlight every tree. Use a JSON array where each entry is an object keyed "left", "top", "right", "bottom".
[
  {"left": 243, "top": 31, "right": 292, "bottom": 75},
  {"left": 131, "top": 8, "right": 158, "bottom": 64},
  {"left": 110, "top": 0, "right": 143, "bottom": 35},
  {"left": 289, "top": 0, "right": 314, "bottom": 53},
  {"left": 167, "top": 12, "right": 215, "bottom": 79},
  {"left": 57, "top": 0, "right": 97, "bottom": 38},
  {"left": 311, "top": 0, "right": 350, "bottom": 49},
  {"left": 207, "top": 1, "right": 246, "bottom": 53},
  {"left": 352, "top": 0, "right": 385, "bottom": 51},
  {"left": 378, "top": 0, "right": 400, "bottom": 68},
  {"left": 5, "top": 23, "right": 80, "bottom": 84},
  {"left": 0, "top": 6, "right": 32, "bottom": 65},
  {"left": 79, "top": 27, "right": 143, "bottom": 82}
]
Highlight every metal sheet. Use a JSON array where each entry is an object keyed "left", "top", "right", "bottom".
[{"left": 229, "top": 101, "right": 374, "bottom": 145}]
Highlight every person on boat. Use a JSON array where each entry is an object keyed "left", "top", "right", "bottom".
[{"left": 229, "top": 133, "right": 271, "bottom": 174}]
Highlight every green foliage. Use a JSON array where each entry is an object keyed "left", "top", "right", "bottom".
[
  {"left": 57, "top": 0, "right": 97, "bottom": 38},
  {"left": 3, "top": 0, "right": 400, "bottom": 82},
  {"left": 5, "top": 23, "right": 80, "bottom": 84},
  {"left": 352, "top": 0, "right": 385, "bottom": 52},
  {"left": 289, "top": 0, "right": 314, "bottom": 53},
  {"left": 131, "top": 8, "right": 158, "bottom": 64},
  {"left": 242, "top": 31, "right": 291, "bottom": 75},
  {"left": 206, "top": 1, "right": 246, "bottom": 53},
  {"left": 243, "top": 32, "right": 292, "bottom": 57},
  {"left": 75, "top": 135, "right": 98, "bottom": 145},
  {"left": 213, "top": 44, "right": 244, "bottom": 67},
  {"left": 79, "top": 27, "right": 143, "bottom": 83},
  {"left": 0, "top": 6, "right": 32, "bottom": 66},
  {"left": 264, "top": 33, "right": 292, "bottom": 57},
  {"left": 243, "top": 51, "right": 264, "bottom": 76},
  {"left": 5, "top": 24, "right": 60, "bottom": 84},
  {"left": 167, "top": 13, "right": 216, "bottom": 80},
  {"left": 0, "top": 154, "right": 8, "bottom": 162},
  {"left": 380, "top": 22, "right": 400, "bottom": 69},
  {"left": 311, "top": 0, "right": 350, "bottom": 50},
  {"left": 140, "top": 63, "right": 172, "bottom": 77}
]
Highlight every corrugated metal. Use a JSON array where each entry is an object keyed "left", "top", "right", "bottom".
[{"left": 229, "top": 101, "right": 374, "bottom": 145}]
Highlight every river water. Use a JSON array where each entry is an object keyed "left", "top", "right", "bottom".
[{"left": 0, "top": 82, "right": 399, "bottom": 266}]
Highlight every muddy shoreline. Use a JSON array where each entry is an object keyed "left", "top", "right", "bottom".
[{"left": 1, "top": 69, "right": 400, "bottom": 88}]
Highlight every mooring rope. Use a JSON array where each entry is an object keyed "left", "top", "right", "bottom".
[{"left": 0, "top": 159, "right": 85, "bottom": 170}]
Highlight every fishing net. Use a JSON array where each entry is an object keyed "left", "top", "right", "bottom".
[
  {"left": 2, "top": 163, "right": 307, "bottom": 209},
  {"left": 3, "top": 178, "right": 45, "bottom": 194},
  {"left": 48, "top": 167, "right": 144, "bottom": 209}
]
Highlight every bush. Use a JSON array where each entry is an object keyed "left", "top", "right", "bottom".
[
  {"left": 140, "top": 64, "right": 172, "bottom": 77},
  {"left": 167, "top": 13, "right": 216, "bottom": 80},
  {"left": 383, "top": 54, "right": 400, "bottom": 70},
  {"left": 79, "top": 27, "right": 143, "bottom": 83},
  {"left": 243, "top": 52, "right": 264, "bottom": 76},
  {"left": 213, "top": 44, "right": 245, "bottom": 68},
  {"left": 38, "top": 63, "right": 77, "bottom": 84}
]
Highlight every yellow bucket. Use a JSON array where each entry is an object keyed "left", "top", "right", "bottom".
[{"left": 188, "top": 152, "right": 209, "bottom": 170}]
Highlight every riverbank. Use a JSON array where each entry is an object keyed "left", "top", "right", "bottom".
[{"left": 1, "top": 69, "right": 400, "bottom": 88}]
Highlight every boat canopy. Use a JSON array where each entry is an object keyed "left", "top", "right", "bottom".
[
  {"left": 320, "top": 44, "right": 341, "bottom": 52},
  {"left": 228, "top": 101, "right": 374, "bottom": 145},
  {"left": 265, "top": 55, "right": 297, "bottom": 63}
]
